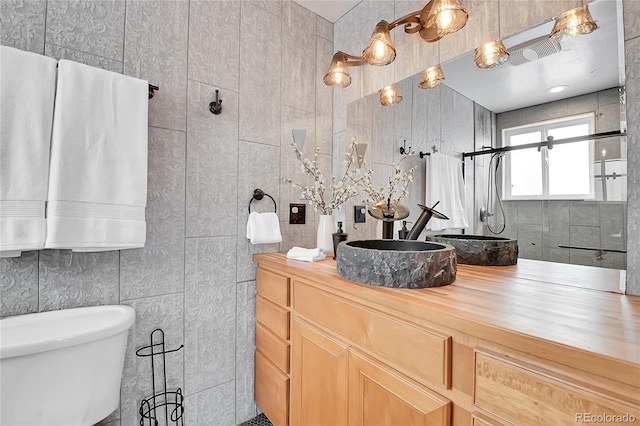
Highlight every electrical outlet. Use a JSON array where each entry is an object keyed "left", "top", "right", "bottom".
[
  {"left": 354, "top": 205, "right": 367, "bottom": 223},
  {"left": 289, "top": 203, "right": 306, "bottom": 224}
]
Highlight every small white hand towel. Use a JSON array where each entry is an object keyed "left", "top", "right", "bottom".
[
  {"left": 246, "top": 212, "right": 282, "bottom": 245},
  {"left": 286, "top": 247, "right": 326, "bottom": 262},
  {"left": 426, "top": 153, "right": 469, "bottom": 231},
  {"left": 45, "top": 60, "right": 148, "bottom": 251},
  {"left": 0, "top": 46, "right": 57, "bottom": 257}
]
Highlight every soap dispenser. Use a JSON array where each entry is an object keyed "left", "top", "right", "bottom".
[
  {"left": 332, "top": 221, "right": 348, "bottom": 259},
  {"left": 399, "top": 221, "right": 410, "bottom": 239}
]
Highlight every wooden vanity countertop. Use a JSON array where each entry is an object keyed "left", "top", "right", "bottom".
[{"left": 254, "top": 253, "right": 640, "bottom": 387}]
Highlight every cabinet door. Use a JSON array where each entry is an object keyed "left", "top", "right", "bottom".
[
  {"left": 291, "top": 317, "right": 349, "bottom": 426},
  {"left": 348, "top": 349, "right": 451, "bottom": 426}
]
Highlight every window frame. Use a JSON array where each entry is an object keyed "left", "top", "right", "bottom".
[{"left": 502, "top": 113, "right": 596, "bottom": 201}]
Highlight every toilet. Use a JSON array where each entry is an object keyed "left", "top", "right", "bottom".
[{"left": 0, "top": 305, "right": 135, "bottom": 425}]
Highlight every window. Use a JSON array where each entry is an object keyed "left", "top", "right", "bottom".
[{"left": 502, "top": 114, "right": 595, "bottom": 200}]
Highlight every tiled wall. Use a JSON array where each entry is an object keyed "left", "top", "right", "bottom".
[
  {"left": 498, "top": 200, "right": 627, "bottom": 268},
  {"left": 332, "top": 0, "right": 640, "bottom": 295},
  {"left": 0, "top": 1, "right": 332, "bottom": 425}
]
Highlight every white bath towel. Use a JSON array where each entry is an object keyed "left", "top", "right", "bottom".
[
  {"left": 426, "top": 153, "right": 469, "bottom": 231},
  {"left": 286, "top": 247, "right": 326, "bottom": 262},
  {"left": 0, "top": 47, "right": 58, "bottom": 257},
  {"left": 45, "top": 60, "right": 148, "bottom": 251},
  {"left": 246, "top": 212, "right": 282, "bottom": 245}
]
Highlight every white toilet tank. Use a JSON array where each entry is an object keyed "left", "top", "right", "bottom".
[{"left": 0, "top": 305, "right": 135, "bottom": 426}]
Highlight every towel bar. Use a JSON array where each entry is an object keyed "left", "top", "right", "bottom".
[
  {"left": 148, "top": 84, "right": 159, "bottom": 100},
  {"left": 248, "top": 189, "right": 277, "bottom": 214}
]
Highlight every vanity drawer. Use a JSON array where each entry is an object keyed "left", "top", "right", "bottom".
[
  {"left": 293, "top": 280, "right": 451, "bottom": 388},
  {"left": 255, "top": 350, "right": 289, "bottom": 426},
  {"left": 474, "top": 350, "right": 639, "bottom": 425},
  {"left": 256, "top": 294, "right": 290, "bottom": 340},
  {"left": 256, "top": 321, "right": 290, "bottom": 374},
  {"left": 257, "top": 267, "right": 290, "bottom": 307}
]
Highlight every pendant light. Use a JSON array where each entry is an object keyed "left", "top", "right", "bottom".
[
  {"left": 550, "top": 5, "right": 597, "bottom": 40},
  {"left": 362, "top": 21, "right": 397, "bottom": 66},
  {"left": 380, "top": 84, "right": 403, "bottom": 106},
  {"left": 419, "top": 65, "right": 445, "bottom": 89},
  {"left": 474, "top": 39, "right": 509, "bottom": 69}
]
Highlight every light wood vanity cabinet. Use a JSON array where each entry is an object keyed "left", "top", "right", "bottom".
[
  {"left": 254, "top": 254, "right": 640, "bottom": 426},
  {"left": 254, "top": 268, "right": 291, "bottom": 426}
]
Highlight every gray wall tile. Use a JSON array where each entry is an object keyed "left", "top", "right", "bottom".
[
  {"left": 188, "top": 0, "right": 240, "bottom": 92},
  {"left": 393, "top": 0, "right": 438, "bottom": 82},
  {"left": 439, "top": 0, "right": 499, "bottom": 64},
  {"left": 570, "top": 249, "right": 601, "bottom": 267},
  {"left": 280, "top": 106, "right": 316, "bottom": 222},
  {"left": 598, "top": 88, "right": 621, "bottom": 106},
  {"left": 316, "top": 36, "right": 334, "bottom": 156},
  {"left": 282, "top": 1, "right": 316, "bottom": 113},
  {"left": 518, "top": 201, "right": 543, "bottom": 225},
  {"left": 549, "top": 247, "right": 570, "bottom": 264},
  {"left": 625, "top": 36, "right": 640, "bottom": 294},
  {"left": 124, "top": 0, "right": 189, "bottom": 132},
  {"left": 185, "top": 236, "right": 237, "bottom": 396},
  {"left": 39, "top": 251, "right": 119, "bottom": 311},
  {"left": 570, "top": 225, "right": 601, "bottom": 249},
  {"left": 624, "top": 0, "right": 640, "bottom": 41},
  {"left": 121, "top": 294, "right": 184, "bottom": 426},
  {"left": 517, "top": 224, "right": 543, "bottom": 260},
  {"left": 316, "top": 15, "right": 333, "bottom": 42},
  {"left": 600, "top": 204, "right": 626, "bottom": 250},
  {"left": 186, "top": 81, "right": 239, "bottom": 237},
  {"left": 0, "top": 251, "right": 39, "bottom": 317},
  {"left": 567, "top": 93, "right": 598, "bottom": 116},
  {"left": 120, "top": 128, "right": 185, "bottom": 300},
  {"left": 186, "top": 381, "right": 236, "bottom": 426},
  {"left": 46, "top": 0, "right": 125, "bottom": 60},
  {"left": 548, "top": 201, "right": 570, "bottom": 248},
  {"left": 1, "top": 0, "right": 46, "bottom": 53},
  {"left": 248, "top": 0, "right": 281, "bottom": 17},
  {"left": 569, "top": 202, "right": 600, "bottom": 226},
  {"left": 237, "top": 141, "right": 281, "bottom": 282},
  {"left": 280, "top": 220, "right": 316, "bottom": 252},
  {"left": 601, "top": 252, "right": 627, "bottom": 270},
  {"left": 597, "top": 102, "right": 622, "bottom": 132},
  {"left": 44, "top": 44, "right": 122, "bottom": 73},
  {"left": 236, "top": 280, "right": 258, "bottom": 423},
  {"left": 239, "top": 3, "right": 281, "bottom": 145},
  {"left": 392, "top": 78, "right": 413, "bottom": 143}
]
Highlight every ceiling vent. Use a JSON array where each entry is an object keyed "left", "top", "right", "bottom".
[{"left": 507, "top": 35, "right": 562, "bottom": 66}]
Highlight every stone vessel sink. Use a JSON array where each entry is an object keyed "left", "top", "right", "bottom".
[
  {"left": 427, "top": 235, "right": 518, "bottom": 266},
  {"left": 335, "top": 239, "right": 456, "bottom": 289}
]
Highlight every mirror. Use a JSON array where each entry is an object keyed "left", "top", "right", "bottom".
[{"left": 344, "top": 0, "right": 626, "bottom": 274}]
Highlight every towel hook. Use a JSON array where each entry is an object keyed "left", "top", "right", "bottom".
[
  {"left": 209, "top": 89, "right": 223, "bottom": 115},
  {"left": 248, "top": 189, "right": 277, "bottom": 214},
  {"left": 399, "top": 139, "right": 412, "bottom": 155}
]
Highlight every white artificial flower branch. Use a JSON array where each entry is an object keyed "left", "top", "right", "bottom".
[
  {"left": 284, "top": 138, "right": 370, "bottom": 215},
  {"left": 353, "top": 150, "right": 417, "bottom": 207}
]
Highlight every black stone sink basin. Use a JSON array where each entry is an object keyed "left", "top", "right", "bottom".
[
  {"left": 335, "top": 239, "right": 456, "bottom": 289},
  {"left": 427, "top": 235, "right": 518, "bottom": 266}
]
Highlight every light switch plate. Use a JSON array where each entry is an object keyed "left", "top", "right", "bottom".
[
  {"left": 354, "top": 205, "right": 367, "bottom": 223},
  {"left": 290, "top": 203, "right": 306, "bottom": 224}
]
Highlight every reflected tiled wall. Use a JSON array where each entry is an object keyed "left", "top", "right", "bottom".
[
  {"left": 498, "top": 200, "right": 627, "bottom": 269},
  {"left": 0, "top": 1, "right": 333, "bottom": 424}
]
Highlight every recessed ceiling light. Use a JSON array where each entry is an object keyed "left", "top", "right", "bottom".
[{"left": 547, "top": 85, "right": 568, "bottom": 93}]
